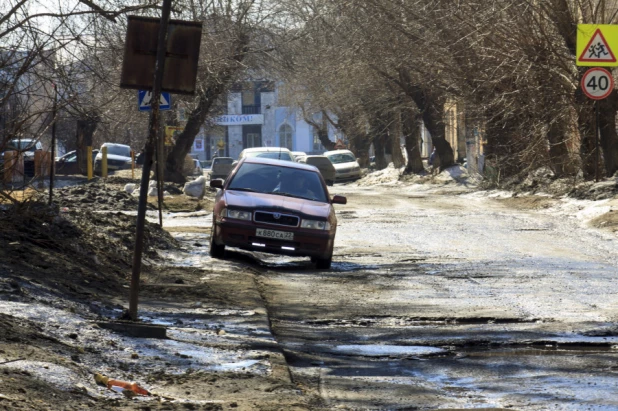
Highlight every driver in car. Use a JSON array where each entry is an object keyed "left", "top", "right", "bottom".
[{"left": 284, "top": 172, "right": 316, "bottom": 199}]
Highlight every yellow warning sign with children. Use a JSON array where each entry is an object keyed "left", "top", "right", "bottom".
[{"left": 577, "top": 24, "right": 618, "bottom": 66}]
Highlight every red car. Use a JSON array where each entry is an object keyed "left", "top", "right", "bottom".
[{"left": 209, "top": 157, "right": 347, "bottom": 269}]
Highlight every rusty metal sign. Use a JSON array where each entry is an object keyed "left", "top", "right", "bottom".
[{"left": 120, "top": 16, "right": 202, "bottom": 95}]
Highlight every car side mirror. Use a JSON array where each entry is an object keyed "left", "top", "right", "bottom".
[
  {"left": 210, "top": 179, "right": 224, "bottom": 188},
  {"left": 331, "top": 195, "right": 347, "bottom": 205}
]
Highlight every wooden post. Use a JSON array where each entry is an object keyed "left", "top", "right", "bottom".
[{"left": 129, "top": 0, "right": 172, "bottom": 321}]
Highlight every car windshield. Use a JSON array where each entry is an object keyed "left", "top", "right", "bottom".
[
  {"left": 105, "top": 145, "right": 130, "bottom": 156},
  {"left": 9, "top": 140, "right": 37, "bottom": 151},
  {"left": 326, "top": 153, "right": 356, "bottom": 164},
  {"left": 228, "top": 162, "right": 327, "bottom": 202}
]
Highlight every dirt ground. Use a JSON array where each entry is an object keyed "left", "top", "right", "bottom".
[
  {"left": 0, "top": 175, "right": 318, "bottom": 410},
  {"left": 2, "top": 166, "right": 618, "bottom": 410}
]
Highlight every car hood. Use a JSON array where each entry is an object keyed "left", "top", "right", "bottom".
[
  {"left": 332, "top": 161, "right": 358, "bottom": 170},
  {"left": 224, "top": 190, "right": 331, "bottom": 218}
]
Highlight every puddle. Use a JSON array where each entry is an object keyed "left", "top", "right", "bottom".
[
  {"left": 330, "top": 344, "right": 446, "bottom": 357},
  {"left": 2, "top": 361, "right": 83, "bottom": 391},
  {"left": 330, "top": 261, "right": 380, "bottom": 272}
]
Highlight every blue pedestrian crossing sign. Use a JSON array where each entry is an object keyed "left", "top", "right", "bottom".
[{"left": 138, "top": 90, "right": 171, "bottom": 111}]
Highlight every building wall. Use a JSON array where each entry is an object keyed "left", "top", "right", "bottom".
[
  {"left": 188, "top": 81, "right": 342, "bottom": 160},
  {"left": 261, "top": 91, "right": 275, "bottom": 146},
  {"left": 228, "top": 92, "right": 242, "bottom": 159}
]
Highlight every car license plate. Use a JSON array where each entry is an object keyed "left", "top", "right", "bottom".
[{"left": 256, "top": 228, "right": 294, "bottom": 241}]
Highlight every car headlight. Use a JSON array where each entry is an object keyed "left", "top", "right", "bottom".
[
  {"left": 222, "top": 208, "right": 252, "bottom": 221},
  {"left": 301, "top": 219, "right": 330, "bottom": 230}
]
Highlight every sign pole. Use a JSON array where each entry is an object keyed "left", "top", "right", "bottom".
[
  {"left": 129, "top": 0, "right": 172, "bottom": 321},
  {"left": 594, "top": 100, "right": 601, "bottom": 183}
]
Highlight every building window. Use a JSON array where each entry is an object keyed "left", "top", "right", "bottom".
[
  {"left": 313, "top": 132, "right": 324, "bottom": 152},
  {"left": 279, "top": 124, "right": 293, "bottom": 150},
  {"left": 246, "top": 133, "right": 261, "bottom": 148}
]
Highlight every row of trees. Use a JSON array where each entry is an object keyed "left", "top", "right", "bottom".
[
  {"left": 276, "top": 0, "right": 618, "bottom": 180},
  {"left": 2, "top": 0, "right": 618, "bottom": 188}
]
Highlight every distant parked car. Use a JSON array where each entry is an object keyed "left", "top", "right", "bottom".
[
  {"left": 209, "top": 157, "right": 234, "bottom": 180},
  {"left": 55, "top": 149, "right": 99, "bottom": 175},
  {"left": 209, "top": 157, "right": 347, "bottom": 269},
  {"left": 237, "top": 147, "right": 294, "bottom": 162},
  {"left": 1, "top": 139, "right": 43, "bottom": 177},
  {"left": 292, "top": 151, "right": 307, "bottom": 162},
  {"left": 324, "top": 149, "right": 362, "bottom": 182},
  {"left": 94, "top": 143, "right": 133, "bottom": 174},
  {"left": 303, "top": 155, "right": 336, "bottom": 186}
]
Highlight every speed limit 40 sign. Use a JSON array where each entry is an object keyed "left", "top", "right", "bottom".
[{"left": 581, "top": 67, "right": 614, "bottom": 100}]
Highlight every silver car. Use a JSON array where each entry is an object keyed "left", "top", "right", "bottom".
[{"left": 324, "top": 149, "right": 362, "bottom": 182}]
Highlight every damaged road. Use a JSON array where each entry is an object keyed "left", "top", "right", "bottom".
[
  {"left": 248, "top": 183, "right": 618, "bottom": 410},
  {"left": 3, "top": 175, "right": 618, "bottom": 410}
]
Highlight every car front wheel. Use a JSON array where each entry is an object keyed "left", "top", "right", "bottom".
[
  {"left": 315, "top": 256, "right": 332, "bottom": 270},
  {"left": 209, "top": 223, "right": 225, "bottom": 258}
]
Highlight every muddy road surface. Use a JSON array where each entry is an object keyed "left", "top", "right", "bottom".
[{"left": 232, "top": 184, "right": 618, "bottom": 410}]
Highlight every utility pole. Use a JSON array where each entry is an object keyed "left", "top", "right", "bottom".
[
  {"left": 49, "top": 84, "right": 57, "bottom": 205},
  {"left": 129, "top": 0, "right": 172, "bottom": 320}
]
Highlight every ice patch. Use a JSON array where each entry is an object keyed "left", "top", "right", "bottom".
[{"left": 332, "top": 344, "right": 445, "bottom": 357}]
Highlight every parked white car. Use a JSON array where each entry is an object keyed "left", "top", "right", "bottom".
[
  {"left": 238, "top": 147, "right": 294, "bottom": 162},
  {"left": 94, "top": 143, "right": 133, "bottom": 174},
  {"left": 292, "top": 151, "right": 307, "bottom": 162},
  {"left": 324, "top": 149, "right": 362, "bottom": 182}
]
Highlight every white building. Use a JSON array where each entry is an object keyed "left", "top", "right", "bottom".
[{"left": 189, "top": 81, "right": 339, "bottom": 161}]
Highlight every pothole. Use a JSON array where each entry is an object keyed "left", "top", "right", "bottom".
[{"left": 301, "top": 316, "right": 542, "bottom": 328}]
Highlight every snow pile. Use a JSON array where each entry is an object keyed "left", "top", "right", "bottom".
[
  {"left": 433, "top": 165, "right": 476, "bottom": 185},
  {"left": 357, "top": 163, "right": 404, "bottom": 186}
]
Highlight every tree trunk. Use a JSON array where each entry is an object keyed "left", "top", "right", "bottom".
[
  {"left": 546, "top": 115, "right": 574, "bottom": 177},
  {"left": 407, "top": 86, "right": 454, "bottom": 170},
  {"left": 397, "top": 68, "right": 454, "bottom": 170},
  {"left": 390, "top": 111, "right": 405, "bottom": 168},
  {"left": 599, "top": 91, "right": 618, "bottom": 177},
  {"left": 401, "top": 107, "right": 424, "bottom": 173},
  {"left": 76, "top": 117, "right": 98, "bottom": 175},
  {"left": 165, "top": 85, "right": 225, "bottom": 183},
  {"left": 164, "top": 34, "right": 248, "bottom": 183},
  {"left": 349, "top": 133, "right": 371, "bottom": 167},
  {"left": 576, "top": 90, "right": 599, "bottom": 180},
  {"left": 305, "top": 111, "right": 335, "bottom": 151}
]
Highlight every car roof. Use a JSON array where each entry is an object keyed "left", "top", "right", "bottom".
[
  {"left": 241, "top": 147, "right": 291, "bottom": 153},
  {"left": 324, "top": 149, "right": 354, "bottom": 155},
  {"left": 242, "top": 156, "right": 319, "bottom": 172},
  {"left": 102, "top": 143, "right": 130, "bottom": 148}
]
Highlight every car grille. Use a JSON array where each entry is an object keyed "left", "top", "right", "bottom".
[
  {"left": 108, "top": 159, "right": 127, "bottom": 167},
  {"left": 254, "top": 211, "right": 299, "bottom": 227}
]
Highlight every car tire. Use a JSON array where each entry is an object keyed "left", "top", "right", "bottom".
[
  {"left": 209, "top": 223, "right": 225, "bottom": 258},
  {"left": 315, "top": 257, "right": 332, "bottom": 270}
]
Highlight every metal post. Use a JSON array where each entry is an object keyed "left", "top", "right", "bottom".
[
  {"left": 102, "top": 146, "right": 108, "bottom": 178},
  {"left": 594, "top": 100, "right": 601, "bottom": 183},
  {"left": 129, "top": 0, "right": 172, "bottom": 321},
  {"left": 49, "top": 84, "right": 57, "bottom": 205},
  {"left": 87, "top": 146, "right": 93, "bottom": 180},
  {"left": 154, "top": 123, "right": 164, "bottom": 227}
]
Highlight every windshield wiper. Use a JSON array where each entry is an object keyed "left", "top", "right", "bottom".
[
  {"left": 272, "top": 192, "right": 319, "bottom": 201},
  {"left": 229, "top": 187, "right": 259, "bottom": 192}
]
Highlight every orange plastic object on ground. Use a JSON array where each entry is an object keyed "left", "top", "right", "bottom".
[
  {"left": 107, "top": 379, "right": 150, "bottom": 395},
  {"left": 94, "top": 373, "right": 150, "bottom": 396}
]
